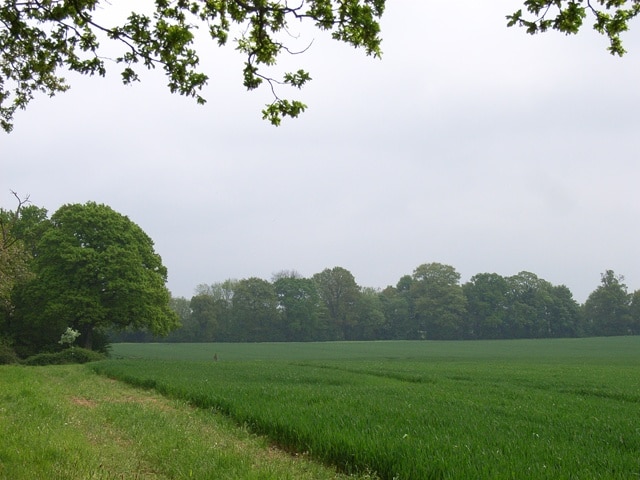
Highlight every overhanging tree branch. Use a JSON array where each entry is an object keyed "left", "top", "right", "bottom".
[
  {"left": 0, "top": 0, "right": 385, "bottom": 132},
  {"left": 3, "top": 1, "right": 635, "bottom": 133},
  {"left": 507, "top": 0, "right": 640, "bottom": 56}
]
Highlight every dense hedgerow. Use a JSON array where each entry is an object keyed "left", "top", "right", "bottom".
[{"left": 23, "top": 348, "right": 106, "bottom": 366}]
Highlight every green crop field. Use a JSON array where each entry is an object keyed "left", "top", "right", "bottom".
[
  {"left": 94, "top": 337, "right": 640, "bottom": 479},
  {"left": 110, "top": 337, "right": 640, "bottom": 362}
]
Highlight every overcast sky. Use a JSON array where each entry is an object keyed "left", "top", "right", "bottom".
[{"left": 2, "top": 1, "right": 639, "bottom": 303}]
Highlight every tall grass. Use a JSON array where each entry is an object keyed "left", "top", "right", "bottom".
[{"left": 95, "top": 337, "right": 640, "bottom": 479}]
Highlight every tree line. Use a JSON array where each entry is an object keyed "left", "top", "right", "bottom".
[
  {"left": 3, "top": 195, "right": 639, "bottom": 358},
  {"left": 115, "top": 265, "right": 640, "bottom": 344}
]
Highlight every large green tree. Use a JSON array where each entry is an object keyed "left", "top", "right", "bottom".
[
  {"left": 189, "top": 293, "right": 219, "bottom": 342},
  {"left": 410, "top": 263, "right": 467, "bottom": 340},
  {"left": 629, "top": 289, "right": 640, "bottom": 335},
  {"left": 504, "top": 271, "right": 554, "bottom": 338},
  {"left": 273, "top": 272, "right": 322, "bottom": 341},
  {"left": 312, "top": 266, "right": 361, "bottom": 340},
  {"left": 545, "top": 285, "right": 583, "bottom": 338},
  {"left": 463, "top": 273, "right": 510, "bottom": 339},
  {"left": 0, "top": 193, "right": 48, "bottom": 337},
  {"left": 583, "top": 270, "right": 632, "bottom": 336},
  {"left": 231, "top": 277, "right": 280, "bottom": 341},
  {"left": 378, "top": 282, "right": 411, "bottom": 339},
  {"left": 167, "top": 296, "right": 192, "bottom": 341},
  {"left": 463, "top": 272, "right": 582, "bottom": 339},
  {"left": 193, "top": 280, "right": 237, "bottom": 340},
  {"left": 351, "top": 286, "right": 385, "bottom": 340},
  {"left": 0, "top": 195, "right": 33, "bottom": 316},
  {"left": 3, "top": 1, "right": 636, "bottom": 132},
  {"left": 11, "top": 201, "right": 179, "bottom": 352}
]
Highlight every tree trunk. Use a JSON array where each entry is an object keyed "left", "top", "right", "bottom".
[{"left": 82, "top": 325, "right": 93, "bottom": 350}]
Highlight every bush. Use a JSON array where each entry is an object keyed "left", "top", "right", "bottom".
[
  {"left": 23, "top": 347, "right": 106, "bottom": 366},
  {"left": 59, "top": 347, "right": 106, "bottom": 363},
  {"left": 0, "top": 342, "right": 19, "bottom": 364},
  {"left": 21, "top": 352, "right": 60, "bottom": 366}
]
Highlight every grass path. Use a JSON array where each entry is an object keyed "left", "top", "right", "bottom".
[{"left": 0, "top": 365, "right": 366, "bottom": 480}]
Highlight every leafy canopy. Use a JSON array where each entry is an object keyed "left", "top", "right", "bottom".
[
  {"left": 507, "top": 0, "right": 640, "bottom": 56},
  {"left": 0, "top": 0, "right": 385, "bottom": 132},
  {"left": 1, "top": 1, "right": 636, "bottom": 133},
  {"left": 0, "top": 192, "right": 45, "bottom": 313},
  {"left": 13, "top": 201, "right": 179, "bottom": 351}
]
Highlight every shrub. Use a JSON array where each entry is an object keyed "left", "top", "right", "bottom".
[
  {"left": 23, "top": 348, "right": 106, "bottom": 366},
  {"left": 0, "top": 342, "right": 19, "bottom": 364},
  {"left": 22, "top": 352, "right": 60, "bottom": 366},
  {"left": 59, "top": 347, "right": 106, "bottom": 363}
]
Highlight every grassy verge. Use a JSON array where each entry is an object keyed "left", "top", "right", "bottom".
[{"left": 0, "top": 364, "right": 368, "bottom": 480}]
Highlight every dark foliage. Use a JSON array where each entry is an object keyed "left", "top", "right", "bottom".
[
  {"left": 22, "top": 347, "right": 106, "bottom": 366},
  {"left": 0, "top": 341, "right": 19, "bottom": 364}
]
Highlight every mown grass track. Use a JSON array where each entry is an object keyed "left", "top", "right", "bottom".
[{"left": 0, "top": 365, "right": 366, "bottom": 480}]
